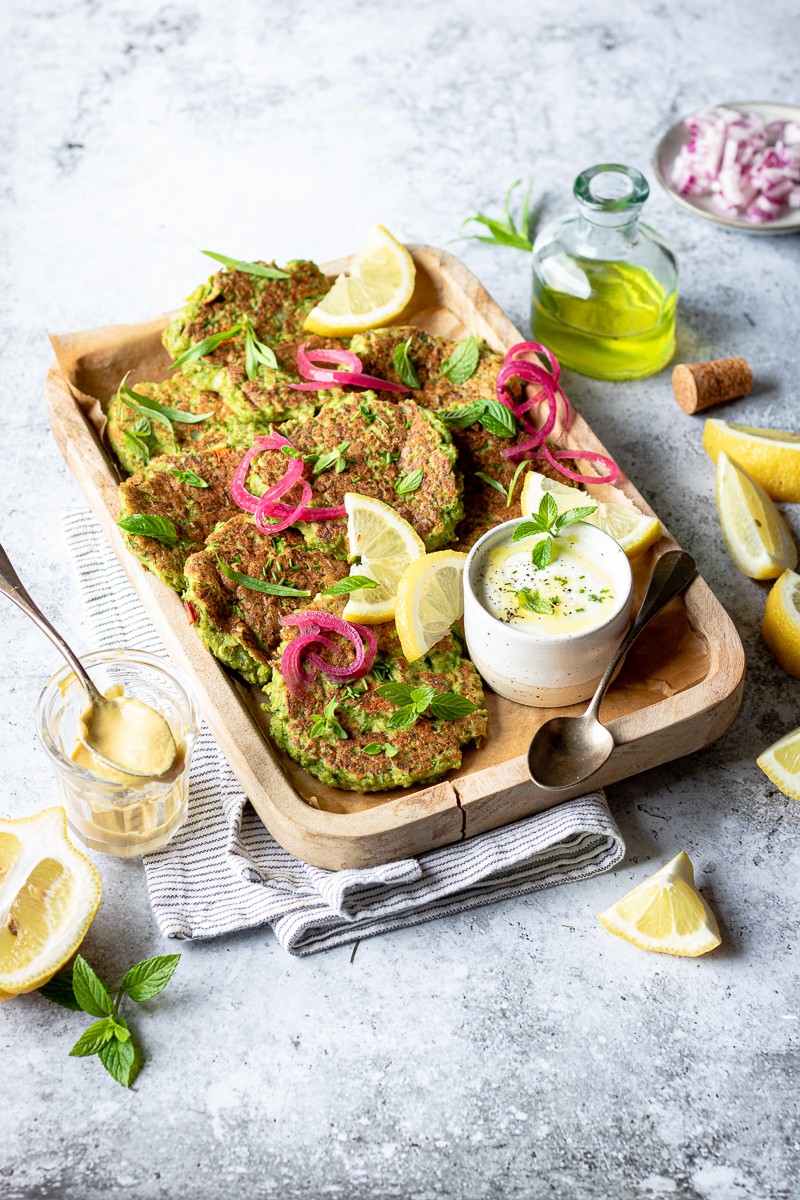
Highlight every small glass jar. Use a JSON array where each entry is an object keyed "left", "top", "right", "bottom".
[
  {"left": 36, "top": 649, "right": 199, "bottom": 858},
  {"left": 531, "top": 164, "right": 678, "bottom": 380}
]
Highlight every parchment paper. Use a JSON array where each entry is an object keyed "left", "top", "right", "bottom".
[{"left": 49, "top": 305, "right": 710, "bottom": 817}]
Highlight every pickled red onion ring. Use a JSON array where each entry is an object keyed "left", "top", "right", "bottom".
[
  {"left": 504, "top": 341, "right": 561, "bottom": 385},
  {"left": 279, "top": 611, "right": 377, "bottom": 696},
  {"left": 297, "top": 342, "right": 362, "bottom": 382},
  {"left": 254, "top": 477, "right": 313, "bottom": 534},
  {"left": 230, "top": 433, "right": 347, "bottom": 530},
  {"left": 288, "top": 371, "right": 408, "bottom": 394},
  {"left": 536, "top": 445, "right": 620, "bottom": 485},
  {"left": 255, "top": 500, "right": 347, "bottom": 522},
  {"left": 229, "top": 432, "right": 291, "bottom": 513}
]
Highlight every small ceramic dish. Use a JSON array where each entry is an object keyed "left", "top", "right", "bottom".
[
  {"left": 463, "top": 519, "right": 634, "bottom": 708},
  {"left": 653, "top": 101, "right": 800, "bottom": 235}
]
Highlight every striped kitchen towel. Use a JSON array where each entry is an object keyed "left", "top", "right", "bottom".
[{"left": 62, "top": 510, "right": 625, "bottom": 956}]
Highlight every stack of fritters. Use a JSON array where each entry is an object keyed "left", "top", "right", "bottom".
[{"left": 110, "top": 261, "right": 570, "bottom": 791}]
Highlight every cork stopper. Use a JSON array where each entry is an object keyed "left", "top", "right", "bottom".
[{"left": 671, "top": 358, "right": 753, "bottom": 414}]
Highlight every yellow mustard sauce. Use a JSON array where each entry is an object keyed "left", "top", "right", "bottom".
[{"left": 477, "top": 534, "right": 617, "bottom": 635}]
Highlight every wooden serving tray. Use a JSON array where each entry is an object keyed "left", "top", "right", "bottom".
[{"left": 46, "top": 246, "right": 745, "bottom": 869}]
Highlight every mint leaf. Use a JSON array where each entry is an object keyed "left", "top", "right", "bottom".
[
  {"left": 478, "top": 399, "right": 516, "bottom": 438},
  {"left": 376, "top": 683, "right": 415, "bottom": 706},
  {"left": 121, "top": 954, "right": 181, "bottom": 1003},
  {"left": 517, "top": 587, "right": 553, "bottom": 614},
  {"left": 110, "top": 1016, "right": 132, "bottom": 1042},
  {"left": 72, "top": 956, "right": 114, "bottom": 1018},
  {"left": 170, "top": 468, "right": 209, "bottom": 488},
  {"left": 69, "top": 1019, "right": 116, "bottom": 1057},
  {"left": 539, "top": 492, "right": 559, "bottom": 529},
  {"left": 217, "top": 559, "right": 310, "bottom": 598},
  {"left": 512, "top": 518, "right": 547, "bottom": 541},
  {"left": 120, "top": 393, "right": 177, "bottom": 450},
  {"left": 312, "top": 441, "right": 350, "bottom": 475},
  {"left": 384, "top": 743, "right": 399, "bottom": 758},
  {"left": 99, "top": 1033, "right": 139, "bottom": 1088},
  {"left": 475, "top": 471, "right": 507, "bottom": 498},
  {"left": 170, "top": 324, "right": 242, "bottom": 370},
  {"left": 428, "top": 693, "right": 480, "bottom": 721},
  {"left": 410, "top": 686, "right": 436, "bottom": 712},
  {"left": 393, "top": 338, "right": 421, "bottom": 389},
  {"left": 118, "top": 513, "right": 178, "bottom": 546},
  {"left": 553, "top": 504, "right": 597, "bottom": 532},
  {"left": 530, "top": 536, "right": 554, "bottom": 570},
  {"left": 438, "top": 402, "right": 484, "bottom": 429},
  {"left": 440, "top": 335, "right": 481, "bottom": 385},
  {"left": 394, "top": 469, "right": 424, "bottom": 497},
  {"left": 322, "top": 575, "right": 378, "bottom": 596},
  {"left": 201, "top": 250, "right": 290, "bottom": 280},
  {"left": 387, "top": 705, "right": 418, "bottom": 730},
  {"left": 38, "top": 971, "right": 81, "bottom": 1011},
  {"left": 361, "top": 742, "right": 383, "bottom": 755}
]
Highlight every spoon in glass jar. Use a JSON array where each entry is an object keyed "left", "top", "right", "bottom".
[{"left": 0, "top": 541, "right": 176, "bottom": 778}]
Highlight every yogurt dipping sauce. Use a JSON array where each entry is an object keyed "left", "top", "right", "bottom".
[{"left": 464, "top": 518, "right": 634, "bottom": 708}]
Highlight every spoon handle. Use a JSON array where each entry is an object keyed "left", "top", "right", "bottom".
[
  {"left": 0, "top": 541, "right": 99, "bottom": 699},
  {"left": 584, "top": 550, "right": 697, "bottom": 723}
]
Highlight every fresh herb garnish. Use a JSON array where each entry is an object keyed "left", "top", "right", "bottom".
[
  {"left": 169, "top": 326, "right": 243, "bottom": 371},
  {"left": 117, "top": 514, "right": 178, "bottom": 546},
  {"left": 217, "top": 559, "right": 311, "bottom": 597},
  {"left": 439, "top": 335, "right": 481, "bottom": 385},
  {"left": 439, "top": 398, "right": 516, "bottom": 438},
  {"left": 370, "top": 661, "right": 394, "bottom": 683},
  {"left": 394, "top": 468, "right": 424, "bottom": 497},
  {"left": 201, "top": 250, "right": 291, "bottom": 280},
  {"left": 512, "top": 494, "right": 597, "bottom": 571},
  {"left": 311, "top": 440, "right": 350, "bottom": 475},
  {"left": 461, "top": 180, "right": 533, "bottom": 251},
  {"left": 169, "top": 317, "right": 277, "bottom": 380},
  {"left": 376, "top": 682, "right": 480, "bottom": 729},
  {"left": 310, "top": 699, "right": 348, "bottom": 742},
  {"left": 322, "top": 575, "right": 379, "bottom": 596},
  {"left": 475, "top": 471, "right": 507, "bottom": 498},
  {"left": 506, "top": 460, "right": 529, "bottom": 508},
  {"left": 393, "top": 337, "right": 421, "bottom": 389},
  {"left": 122, "top": 381, "right": 213, "bottom": 425},
  {"left": 361, "top": 741, "right": 398, "bottom": 757},
  {"left": 124, "top": 416, "right": 153, "bottom": 464},
  {"left": 38, "top": 953, "right": 180, "bottom": 1088},
  {"left": 516, "top": 587, "right": 553, "bottom": 615},
  {"left": 170, "top": 467, "right": 209, "bottom": 488}
]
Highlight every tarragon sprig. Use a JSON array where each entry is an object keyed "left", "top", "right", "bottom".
[
  {"left": 461, "top": 180, "right": 533, "bottom": 251},
  {"left": 512, "top": 493, "right": 597, "bottom": 570},
  {"left": 38, "top": 953, "right": 180, "bottom": 1088},
  {"left": 170, "top": 316, "right": 277, "bottom": 381}
]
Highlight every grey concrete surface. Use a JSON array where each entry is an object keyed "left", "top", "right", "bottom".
[{"left": 1, "top": 1, "right": 799, "bottom": 1197}]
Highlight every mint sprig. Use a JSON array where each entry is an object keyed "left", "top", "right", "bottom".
[
  {"left": 169, "top": 316, "right": 277, "bottom": 381},
  {"left": 310, "top": 699, "right": 348, "bottom": 742},
  {"left": 376, "top": 682, "right": 480, "bottom": 729},
  {"left": 311, "top": 440, "right": 350, "bottom": 475},
  {"left": 512, "top": 494, "right": 597, "bottom": 570},
  {"left": 440, "top": 335, "right": 481, "bottom": 385},
  {"left": 439, "top": 398, "right": 516, "bottom": 438},
  {"left": 38, "top": 953, "right": 180, "bottom": 1088},
  {"left": 170, "top": 467, "right": 209, "bottom": 488}
]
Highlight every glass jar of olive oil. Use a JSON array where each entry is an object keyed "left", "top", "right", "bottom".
[{"left": 531, "top": 164, "right": 678, "bottom": 380}]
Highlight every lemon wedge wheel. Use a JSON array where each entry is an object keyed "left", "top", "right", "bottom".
[
  {"left": 703, "top": 418, "right": 800, "bottom": 502},
  {"left": 304, "top": 225, "right": 416, "bottom": 337},
  {"left": 763, "top": 569, "right": 800, "bottom": 677},
  {"left": 519, "top": 470, "right": 662, "bottom": 559},
  {"left": 598, "top": 851, "right": 721, "bottom": 958},
  {"left": 757, "top": 727, "right": 800, "bottom": 802},
  {"left": 394, "top": 551, "right": 468, "bottom": 662},
  {"left": 342, "top": 493, "right": 425, "bottom": 624},
  {"left": 0, "top": 807, "right": 102, "bottom": 999},
  {"left": 715, "top": 450, "right": 797, "bottom": 580}
]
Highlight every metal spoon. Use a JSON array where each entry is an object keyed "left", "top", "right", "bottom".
[
  {"left": 527, "top": 550, "right": 697, "bottom": 791},
  {"left": 0, "top": 541, "right": 177, "bottom": 778}
]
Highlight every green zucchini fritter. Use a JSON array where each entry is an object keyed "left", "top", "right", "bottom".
[
  {"left": 265, "top": 622, "right": 487, "bottom": 792},
  {"left": 183, "top": 515, "right": 348, "bottom": 685},
  {"left": 117, "top": 449, "right": 242, "bottom": 592}
]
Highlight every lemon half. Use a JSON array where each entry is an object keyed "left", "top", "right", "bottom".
[
  {"left": 519, "top": 470, "right": 662, "bottom": 559},
  {"left": 394, "top": 551, "right": 467, "bottom": 661},
  {"left": 598, "top": 851, "right": 721, "bottom": 958},
  {"left": 342, "top": 493, "right": 425, "bottom": 624},
  {"left": 304, "top": 225, "right": 416, "bottom": 336},
  {"left": 0, "top": 807, "right": 102, "bottom": 998},
  {"left": 703, "top": 418, "right": 800, "bottom": 502},
  {"left": 715, "top": 450, "right": 797, "bottom": 580}
]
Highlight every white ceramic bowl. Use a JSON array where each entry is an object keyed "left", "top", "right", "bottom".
[{"left": 463, "top": 518, "right": 634, "bottom": 708}]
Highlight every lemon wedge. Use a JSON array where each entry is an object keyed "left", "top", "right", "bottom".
[
  {"left": 715, "top": 450, "right": 797, "bottom": 580},
  {"left": 703, "top": 418, "right": 800, "bottom": 502},
  {"left": 520, "top": 470, "right": 662, "bottom": 559},
  {"left": 342, "top": 493, "right": 425, "bottom": 623},
  {"left": 0, "top": 807, "right": 102, "bottom": 999},
  {"left": 394, "top": 551, "right": 467, "bottom": 661},
  {"left": 757, "top": 727, "right": 800, "bottom": 801},
  {"left": 598, "top": 851, "right": 721, "bottom": 957},
  {"left": 304, "top": 225, "right": 416, "bottom": 336},
  {"left": 763, "top": 568, "right": 800, "bottom": 677}
]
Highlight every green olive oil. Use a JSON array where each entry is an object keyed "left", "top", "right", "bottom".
[{"left": 532, "top": 259, "right": 676, "bottom": 380}]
